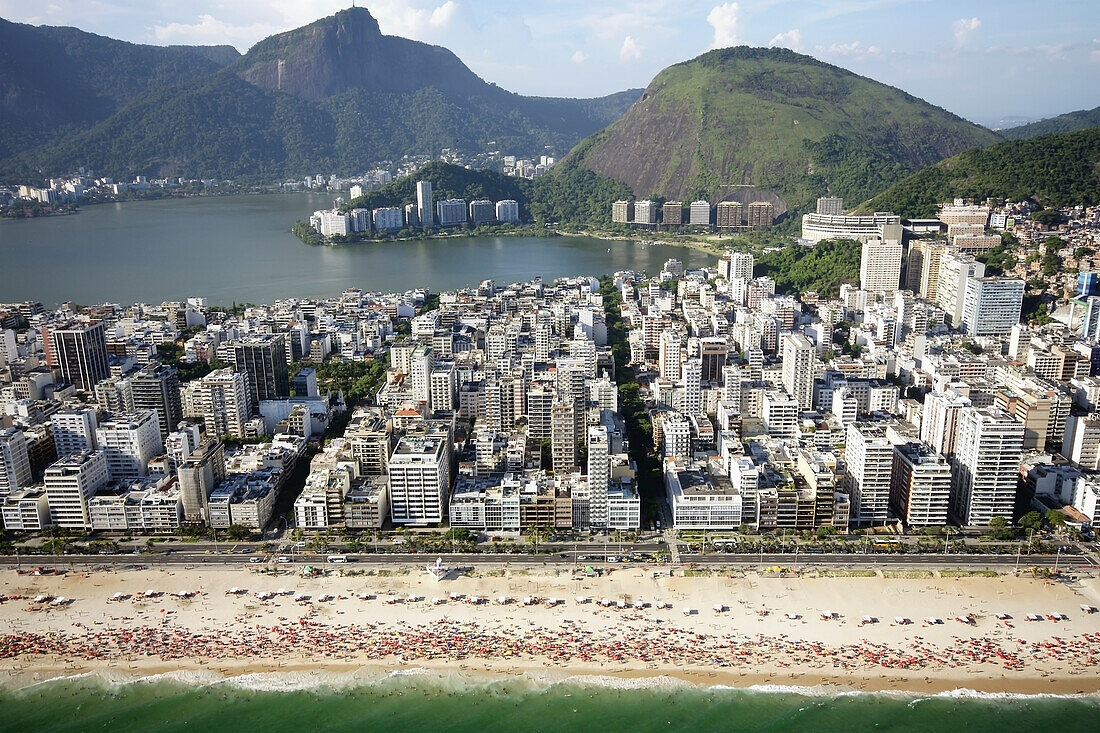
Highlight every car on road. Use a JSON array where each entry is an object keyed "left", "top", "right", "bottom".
[
  {"left": 276, "top": 556, "right": 291, "bottom": 563},
  {"left": 248, "top": 557, "right": 264, "bottom": 563}
]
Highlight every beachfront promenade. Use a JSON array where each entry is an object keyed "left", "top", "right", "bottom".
[{"left": 0, "top": 550, "right": 1090, "bottom": 570}]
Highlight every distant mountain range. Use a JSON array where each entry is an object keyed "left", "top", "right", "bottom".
[
  {"left": 857, "top": 126, "right": 1100, "bottom": 218},
  {"left": 0, "top": 8, "right": 639, "bottom": 180},
  {"left": 997, "top": 106, "right": 1100, "bottom": 141},
  {"left": 564, "top": 47, "right": 1002, "bottom": 218},
  {"left": 3, "top": 7, "right": 1098, "bottom": 220}
]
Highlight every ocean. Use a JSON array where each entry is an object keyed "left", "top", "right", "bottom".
[{"left": 1, "top": 672, "right": 1095, "bottom": 732}]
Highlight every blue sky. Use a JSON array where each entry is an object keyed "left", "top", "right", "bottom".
[{"left": 3, "top": 0, "right": 1098, "bottom": 126}]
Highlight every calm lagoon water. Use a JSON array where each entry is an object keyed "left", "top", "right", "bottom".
[{"left": 0, "top": 194, "right": 711, "bottom": 306}]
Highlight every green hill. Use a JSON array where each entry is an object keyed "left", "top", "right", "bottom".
[
  {"left": 344, "top": 161, "right": 534, "bottom": 217},
  {"left": 566, "top": 47, "right": 1000, "bottom": 218},
  {"left": 0, "top": 17, "right": 238, "bottom": 159},
  {"left": 2, "top": 8, "right": 639, "bottom": 181},
  {"left": 999, "top": 106, "right": 1100, "bottom": 140},
  {"left": 857, "top": 126, "right": 1100, "bottom": 218}
]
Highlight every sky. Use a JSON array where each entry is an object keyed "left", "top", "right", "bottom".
[{"left": 2, "top": 0, "right": 1098, "bottom": 126}]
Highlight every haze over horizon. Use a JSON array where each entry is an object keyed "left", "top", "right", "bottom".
[{"left": 1, "top": 0, "right": 1097, "bottom": 128}]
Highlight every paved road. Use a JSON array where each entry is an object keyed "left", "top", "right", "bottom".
[{"left": 1, "top": 552, "right": 1090, "bottom": 570}]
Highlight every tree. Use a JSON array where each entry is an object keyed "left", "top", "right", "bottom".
[
  {"left": 1019, "top": 511, "right": 1043, "bottom": 532},
  {"left": 988, "top": 516, "right": 1014, "bottom": 541},
  {"left": 1045, "top": 509, "right": 1066, "bottom": 528},
  {"left": 225, "top": 524, "right": 254, "bottom": 541}
]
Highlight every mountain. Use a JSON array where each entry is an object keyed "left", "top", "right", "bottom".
[
  {"left": 998, "top": 106, "right": 1100, "bottom": 140},
  {"left": 563, "top": 47, "right": 1001, "bottom": 218},
  {"left": 2, "top": 8, "right": 640, "bottom": 181},
  {"left": 0, "top": 17, "right": 239, "bottom": 159},
  {"left": 857, "top": 126, "right": 1100, "bottom": 218}
]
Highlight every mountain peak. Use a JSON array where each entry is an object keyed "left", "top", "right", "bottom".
[{"left": 234, "top": 6, "right": 489, "bottom": 101}]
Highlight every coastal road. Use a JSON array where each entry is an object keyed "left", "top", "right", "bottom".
[{"left": 1, "top": 551, "right": 1091, "bottom": 570}]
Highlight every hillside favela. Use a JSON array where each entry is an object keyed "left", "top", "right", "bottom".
[{"left": 1, "top": 2, "right": 1100, "bottom": 730}]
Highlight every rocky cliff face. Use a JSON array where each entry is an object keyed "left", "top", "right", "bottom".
[{"left": 235, "top": 7, "right": 493, "bottom": 103}]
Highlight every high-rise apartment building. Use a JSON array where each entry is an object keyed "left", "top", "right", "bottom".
[
  {"left": 587, "top": 425, "right": 610, "bottom": 528},
  {"left": 551, "top": 393, "right": 577, "bottom": 472},
  {"left": 50, "top": 406, "right": 99, "bottom": 457},
  {"left": 611, "top": 200, "right": 634, "bottom": 224},
  {"left": 131, "top": 363, "right": 183, "bottom": 445},
  {"left": 496, "top": 200, "right": 520, "bottom": 224},
  {"left": 95, "top": 375, "right": 135, "bottom": 414},
  {"left": 662, "top": 201, "right": 683, "bottom": 226},
  {"left": 469, "top": 200, "right": 495, "bottom": 223},
  {"left": 816, "top": 196, "right": 844, "bottom": 215},
  {"left": 960, "top": 277, "right": 1024, "bottom": 336},
  {"left": 781, "top": 334, "right": 815, "bottom": 412},
  {"left": 936, "top": 250, "right": 985, "bottom": 327},
  {"left": 0, "top": 428, "right": 32, "bottom": 498},
  {"left": 388, "top": 434, "right": 450, "bottom": 525},
  {"left": 859, "top": 238, "right": 903, "bottom": 293},
  {"left": 233, "top": 334, "right": 289, "bottom": 408},
  {"left": 95, "top": 410, "right": 162, "bottom": 481},
  {"left": 920, "top": 388, "right": 972, "bottom": 457},
  {"left": 436, "top": 199, "right": 467, "bottom": 226},
  {"left": 416, "top": 180, "right": 433, "bottom": 227},
  {"left": 45, "top": 450, "right": 109, "bottom": 529},
  {"left": 45, "top": 321, "right": 109, "bottom": 390},
  {"left": 633, "top": 200, "right": 658, "bottom": 225},
  {"left": 891, "top": 441, "right": 951, "bottom": 526},
  {"left": 689, "top": 201, "right": 712, "bottom": 227},
  {"left": 845, "top": 422, "right": 895, "bottom": 525},
  {"left": 199, "top": 368, "right": 251, "bottom": 439},
  {"left": 716, "top": 201, "right": 743, "bottom": 228},
  {"left": 177, "top": 438, "right": 227, "bottom": 523},
  {"left": 950, "top": 407, "right": 1024, "bottom": 526},
  {"left": 746, "top": 201, "right": 774, "bottom": 227}
]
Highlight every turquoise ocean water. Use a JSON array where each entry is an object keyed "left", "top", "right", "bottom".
[{"left": 1, "top": 673, "right": 1095, "bottom": 732}]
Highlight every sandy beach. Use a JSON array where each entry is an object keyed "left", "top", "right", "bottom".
[{"left": 2, "top": 564, "right": 1098, "bottom": 695}]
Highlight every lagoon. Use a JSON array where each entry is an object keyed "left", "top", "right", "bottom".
[{"left": 0, "top": 193, "right": 711, "bottom": 306}]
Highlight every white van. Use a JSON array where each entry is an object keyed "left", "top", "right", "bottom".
[{"left": 327, "top": 555, "right": 348, "bottom": 563}]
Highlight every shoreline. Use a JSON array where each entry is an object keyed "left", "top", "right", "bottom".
[
  {"left": 3, "top": 567, "right": 1098, "bottom": 697},
  {"left": 6, "top": 657, "right": 1099, "bottom": 698}
]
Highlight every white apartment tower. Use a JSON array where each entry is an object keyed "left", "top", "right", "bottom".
[
  {"left": 780, "top": 334, "right": 815, "bottom": 412},
  {"left": 44, "top": 450, "right": 109, "bottom": 529},
  {"left": 845, "top": 422, "right": 895, "bottom": 525},
  {"left": 94, "top": 410, "right": 162, "bottom": 481},
  {"left": 960, "top": 277, "right": 1024, "bottom": 336},
  {"left": 950, "top": 407, "right": 1025, "bottom": 526},
  {"left": 936, "top": 251, "right": 985, "bottom": 327},
  {"left": 200, "top": 368, "right": 251, "bottom": 439},
  {"left": 0, "top": 428, "right": 32, "bottom": 498},
  {"left": 659, "top": 330, "right": 682, "bottom": 381},
  {"left": 920, "top": 387, "right": 972, "bottom": 457},
  {"left": 587, "top": 425, "right": 610, "bottom": 528},
  {"left": 416, "top": 180, "right": 433, "bottom": 227},
  {"left": 50, "top": 406, "right": 99, "bottom": 457},
  {"left": 388, "top": 435, "right": 450, "bottom": 525},
  {"left": 859, "top": 238, "right": 903, "bottom": 293}
]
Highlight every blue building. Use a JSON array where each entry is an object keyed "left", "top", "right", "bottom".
[{"left": 1078, "top": 272, "right": 1100, "bottom": 297}]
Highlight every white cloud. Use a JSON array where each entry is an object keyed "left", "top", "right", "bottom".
[
  {"left": 953, "top": 17, "right": 981, "bottom": 48},
  {"left": 153, "top": 14, "right": 279, "bottom": 49},
  {"left": 707, "top": 2, "right": 740, "bottom": 49},
  {"left": 571, "top": 50, "right": 589, "bottom": 64},
  {"left": 368, "top": 1, "right": 458, "bottom": 39},
  {"left": 620, "top": 35, "right": 643, "bottom": 62},
  {"left": 817, "top": 41, "right": 881, "bottom": 59},
  {"left": 768, "top": 29, "right": 802, "bottom": 52}
]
